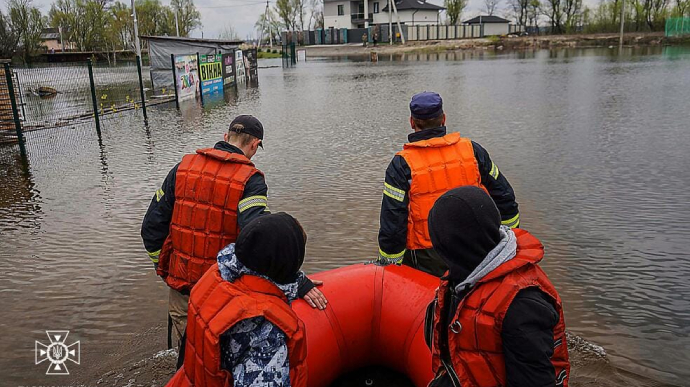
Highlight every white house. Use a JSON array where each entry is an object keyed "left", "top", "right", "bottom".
[
  {"left": 324, "top": 0, "right": 444, "bottom": 29},
  {"left": 463, "top": 15, "right": 511, "bottom": 36}
]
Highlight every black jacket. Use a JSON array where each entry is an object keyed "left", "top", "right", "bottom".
[
  {"left": 429, "top": 287, "right": 559, "bottom": 387},
  {"left": 378, "top": 127, "right": 520, "bottom": 260},
  {"left": 141, "top": 141, "right": 269, "bottom": 262}
]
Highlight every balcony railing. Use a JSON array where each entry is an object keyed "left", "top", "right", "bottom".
[{"left": 351, "top": 13, "right": 374, "bottom": 22}]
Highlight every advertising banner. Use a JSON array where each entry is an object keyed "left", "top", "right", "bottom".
[
  {"left": 221, "top": 52, "right": 236, "bottom": 87},
  {"left": 173, "top": 54, "right": 199, "bottom": 102},
  {"left": 235, "top": 50, "right": 246, "bottom": 85},
  {"left": 242, "top": 48, "right": 258, "bottom": 82},
  {"left": 199, "top": 53, "right": 223, "bottom": 96}
]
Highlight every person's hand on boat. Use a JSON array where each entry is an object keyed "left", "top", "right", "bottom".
[{"left": 303, "top": 280, "right": 328, "bottom": 310}]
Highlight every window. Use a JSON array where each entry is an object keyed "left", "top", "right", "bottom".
[
  {"left": 338, "top": 4, "right": 344, "bottom": 15},
  {"left": 373, "top": 2, "right": 379, "bottom": 13}
]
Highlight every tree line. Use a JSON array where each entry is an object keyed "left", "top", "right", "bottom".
[
  {"left": 445, "top": 0, "right": 688, "bottom": 34},
  {"left": 1, "top": 0, "right": 200, "bottom": 62},
  {"left": 254, "top": 0, "right": 323, "bottom": 43}
]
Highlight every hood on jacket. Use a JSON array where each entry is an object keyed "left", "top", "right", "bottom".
[
  {"left": 235, "top": 212, "right": 306, "bottom": 285},
  {"left": 217, "top": 243, "right": 301, "bottom": 302},
  {"left": 428, "top": 186, "right": 503, "bottom": 283}
]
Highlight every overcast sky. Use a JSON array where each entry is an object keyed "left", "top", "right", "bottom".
[{"left": 25, "top": 0, "right": 597, "bottom": 41}]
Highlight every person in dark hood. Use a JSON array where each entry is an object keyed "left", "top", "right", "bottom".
[
  {"left": 424, "top": 187, "right": 570, "bottom": 387},
  {"left": 167, "top": 213, "right": 316, "bottom": 387}
]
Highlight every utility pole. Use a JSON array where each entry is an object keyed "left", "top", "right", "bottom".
[
  {"left": 388, "top": 0, "right": 392, "bottom": 44},
  {"left": 175, "top": 8, "right": 180, "bottom": 37},
  {"left": 260, "top": 0, "right": 269, "bottom": 47},
  {"left": 619, "top": 0, "right": 625, "bottom": 49},
  {"left": 59, "top": 25, "right": 65, "bottom": 52},
  {"left": 131, "top": 0, "right": 142, "bottom": 60},
  {"left": 364, "top": 0, "right": 369, "bottom": 28},
  {"left": 391, "top": 0, "right": 405, "bottom": 44}
]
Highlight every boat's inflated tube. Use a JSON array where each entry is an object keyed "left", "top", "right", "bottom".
[{"left": 292, "top": 263, "right": 438, "bottom": 387}]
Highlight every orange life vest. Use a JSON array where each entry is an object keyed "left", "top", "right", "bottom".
[
  {"left": 397, "top": 133, "right": 487, "bottom": 250},
  {"left": 430, "top": 229, "right": 570, "bottom": 387},
  {"left": 165, "top": 266, "right": 308, "bottom": 387},
  {"left": 156, "top": 148, "right": 261, "bottom": 292}
]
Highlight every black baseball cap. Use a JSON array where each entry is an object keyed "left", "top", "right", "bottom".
[{"left": 229, "top": 115, "right": 264, "bottom": 148}]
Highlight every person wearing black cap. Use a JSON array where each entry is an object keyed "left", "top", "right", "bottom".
[
  {"left": 167, "top": 213, "right": 313, "bottom": 387},
  {"left": 142, "top": 115, "right": 326, "bottom": 352},
  {"left": 424, "top": 187, "right": 570, "bottom": 387},
  {"left": 377, "top": 92, "right": 521, "bottom": 276}
]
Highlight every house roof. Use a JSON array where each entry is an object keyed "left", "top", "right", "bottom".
[
  {"left": 464, "top": 15, "right": 511, "bottom": 24},
  {"left": 40, "top": 27, "right": 60, "bottom": 40},
  {"left": 382, "top": 0, "right": 445, "bottom": 12},
  {"left": 140, "top": 35, "right": 244, "bottom": 45}
]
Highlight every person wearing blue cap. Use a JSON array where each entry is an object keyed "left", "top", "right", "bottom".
[{"left": 376, "top": 92, "right": 521, "bottom": 276}]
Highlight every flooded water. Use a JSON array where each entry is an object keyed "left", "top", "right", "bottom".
[{"left": 1, "top": 46, "right": 690, "bottom": 385}]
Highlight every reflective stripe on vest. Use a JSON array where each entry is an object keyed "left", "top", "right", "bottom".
[
  {"left": 430, "top": 229, "right": 570, "bottom": 387},
  {"left": 165, "top": 266, "right": 308, "bottom": 387},
  {"left": 156, "top": 148, "right": 261, "bottom": 292},
  {"left": 397, "top": 133, "right": 487, "bottom": 250}
]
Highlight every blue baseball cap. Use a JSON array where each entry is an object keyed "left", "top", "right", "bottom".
[{"left": 410, "top": 92, "right": 444, "bottom": 119}]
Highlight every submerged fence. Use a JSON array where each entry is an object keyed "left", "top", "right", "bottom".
[
  {"left": 665, "top": 18, "right": 690, "bottom": 37},
  {"left": 0, "top": 57, "right": 165, "bottom": 158}
]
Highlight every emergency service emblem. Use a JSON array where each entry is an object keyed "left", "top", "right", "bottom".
[{"left": 35, "top": 330, "right": 80, "bottom": 375}]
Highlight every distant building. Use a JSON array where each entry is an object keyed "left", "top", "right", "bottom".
[
  {"left": 40, "top": 28, "right": 75, "bottom": 52},
  {"left": 463, "top": 15, "right": 511, "bottom": 36},
  {"left": 324, "top": 0, "right": 444, "bottom": 29}
]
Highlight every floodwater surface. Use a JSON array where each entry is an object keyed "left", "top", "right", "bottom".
[{"left": 1, "top": 46, "right": 690, "bottom": 385}]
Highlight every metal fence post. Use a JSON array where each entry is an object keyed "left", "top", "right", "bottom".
[
  {"left": 136, "top": 55, "right": 148, "bottom": 123},
  {"left": 87, "top": 60, "right": 102, "bottom": 138},
  {"left": 196, "top": 52, "right": 204, "bottom": 104},
  {"left": 3, "top": 62, "right": 26, "bottom": 157},
  {"left": 171, "top": 54, "right": 179, "bottom": 110}
]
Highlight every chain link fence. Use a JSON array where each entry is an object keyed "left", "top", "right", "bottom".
[{"left": 0, "top": 58, "right": 176, "bottom": 160}]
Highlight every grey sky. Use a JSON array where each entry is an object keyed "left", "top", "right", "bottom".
[{"left": 22, "top": 0, "right": 597, "bottom": 41}]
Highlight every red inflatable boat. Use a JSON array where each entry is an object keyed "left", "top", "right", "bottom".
[{"left": 292, "top": 263, "right": 438, "bottom": 387}]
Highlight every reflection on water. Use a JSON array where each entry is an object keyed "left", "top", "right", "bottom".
[{"left": 1, "top": 46, "right": 690, "bottom": 385}]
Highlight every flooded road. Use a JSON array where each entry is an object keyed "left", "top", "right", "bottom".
[{"left": 1, "top": 46, "right": 690, "bottom": 385}]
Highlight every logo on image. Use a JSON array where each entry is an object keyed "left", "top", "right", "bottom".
[{"left": 35, "top": 330, "right": 80, "bottom": 375}]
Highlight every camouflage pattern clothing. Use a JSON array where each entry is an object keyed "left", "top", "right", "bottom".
[{"left": 217, "top": 244, "right": 303, "bottom": 387}]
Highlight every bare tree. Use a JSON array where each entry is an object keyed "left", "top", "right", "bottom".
[
  {"left": 219, "top": 25, "right": 240, "bottom": 40},
  {"left": 510, "top": 0, "right": 530, "bottom": 26},
  {"left": 275, "top": 0, "right": 296, "bottom": 30},
  {"left": 484, "top": 0, "right": 501, "bottom": 15},
  {"left": 307, "top": 0, "right": 322, "bottom": 30},
  {"left": 0, "top": 10, "right": 20, "bottom": 58},
  {"left": 445, "top": 0, "right": 469, "bottom": 24},
  {"left": 563, "top": 0, "right": 582, "bottom": 32},
  {"left": 542, "top": 0, "right": 564, "bottom": 33},
  {"left": 527, "top": 0, "right": 540, "bottom": 31},
  {"left": 8, "top": 0, "right": 44, "bottom": 62}
]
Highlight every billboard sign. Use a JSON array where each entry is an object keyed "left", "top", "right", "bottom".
[
  {"left": 242, "top": 48, "right": 258, "bottom": 83},
  {"left": 199, "top": 53, "right": 223, "bottom": 96},
  {"left": 173, "top": 54, "right": 199, "bottom": 102},
  {"left": 235, "top": 50, "right": 246, "bottom": 85},
  {"left": 221, "top": 52, "right": 236, "bottom": 87}
]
